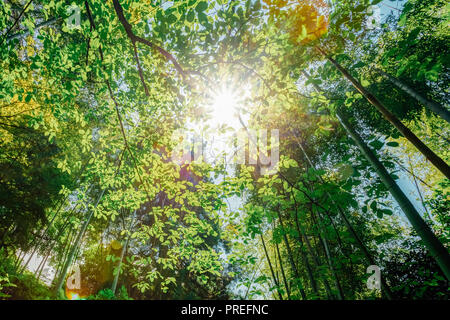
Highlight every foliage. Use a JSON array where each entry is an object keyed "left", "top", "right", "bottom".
[{"left": 0, "top": 0, "right": 448, "bottom": 301}]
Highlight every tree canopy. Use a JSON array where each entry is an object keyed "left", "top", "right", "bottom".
[{"left": 0, "top": 0, "right": 449, "bottom": 300}]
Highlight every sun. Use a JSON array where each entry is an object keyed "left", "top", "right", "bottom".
[
  {"left": 207, "top": 85, "right": 250, "bottom": 131},
  {"left": 208, "top": 85, "right": 246, "bottom": 131},
  {"left": 213, "top": 87, "right": 237, "bottom": 109},
  {"left": 181, "top": 82, "right": 252, "bottom": 164}
]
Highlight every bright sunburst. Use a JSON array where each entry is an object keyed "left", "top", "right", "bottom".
[{"left": 208, "top": 86, "right": 241, "bottom": 130}]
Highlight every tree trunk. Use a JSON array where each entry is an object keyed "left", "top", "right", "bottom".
[
  {"left": 290, "top": 207, "right": 334, "bottom": 299},
  {"left": 319, "top": 49, "right": 450, "bottom": 179},
  {"left": 7, "top": 17, "right": 59, "bottom": 42},
  {"left": 301, "top": 70, "right": 395, "bottom": 299},
  {"left": 111, "top": 211, "right": 137, "bottom": 295},
  {"left": 36, "top": 216, "right": 72, "bottom": 280},
  {"left": 275, "top": 241, "right": 291, "bottom": 300},
  {"left": 295, "top": 229, "right": 319, "bottom": 297},
  {"left": 54, "top": 189, "right": 105, "bottom": 296},
  {"left": 338, "top": 110, "right": 450, "bottom": 281},
  {"left": 19, "top": 194, "right": 76, "bottom": 274},
  {"left": 277, "top": 211, "right": 307, "bottom": 300},
  {"left": 374, "top": 67, "right": 450, "bottom": 123},
  {"left": 53, "top": 228, "right": 76, "bottom": 287},
  {"left": 37, "top": 251, "right": 51, "bottom": 281},
  {"left": 298, "top": 174, "right": 345, "bottom": 300},
  {"left": 287, "top": 199, "right": 321, "bottom": 298},
  {"left": 308, "top": 206, "right": 345, "bottom": 300},
  {"left": 14, "top": 249, "right": 26, "bottom": 272},
  {"left": 260, "top": 233, "right": 284, "bottom": 300},
  {"left": 111, "top": 236, "right": 129, "bottom": 295}
]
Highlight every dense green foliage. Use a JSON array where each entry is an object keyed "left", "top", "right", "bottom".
[{"left": 0, "top": 0, "right": 448, "bottom": 300}]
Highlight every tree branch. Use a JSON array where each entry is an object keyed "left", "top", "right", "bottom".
[
  {"left": 1, "top": 0, "right": 34, "bottom": 46},
  {"left": 112, "top": 0, "right": 186, "bottom": 92},
  {"left": 84, "top": 0, "right": 156, "bottom": 218}
]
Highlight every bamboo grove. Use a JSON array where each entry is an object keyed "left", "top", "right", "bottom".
[{"left": 0, "top": 0, "right": 449, "bottom": 300}]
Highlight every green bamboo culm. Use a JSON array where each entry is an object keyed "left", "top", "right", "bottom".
[
  {"left": 337, "top": 110, "right": 450, "bottom": 281},
  {"left": 374, "top": 67, "right": 450, "bottom": 124},
  {"left": 54, "top": 189, "right": 106, "bottom": 297},
  {"left": 111, "top": 210, "right": 137, "bottom": 295},
  {"left": 319, "top": 48, "right": 450, "bottom": 180}
]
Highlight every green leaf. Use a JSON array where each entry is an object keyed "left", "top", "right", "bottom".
[
  {"left": 361, "top": 79, "right": 370, "bottom": 87},
  {"left": 376, "top": 210, "right": 383, "bottom": 219},
  {"left": 369, "top": 140, "right": 384, "bottom": 150},
  {"left": 167, "top": 14, "right": 177, "bottom": 24},
  {"left": 386, "top": 141, "right": 399, "bottom": 147},
  {"left": 187, "top": 10, "right": 195, "bottom": 22},
  {"left": 198, "top": 12, "right": 208, "bottom": 26},
  {"left": 195, "top": 1, "right": 208, "bottom": 12}
]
